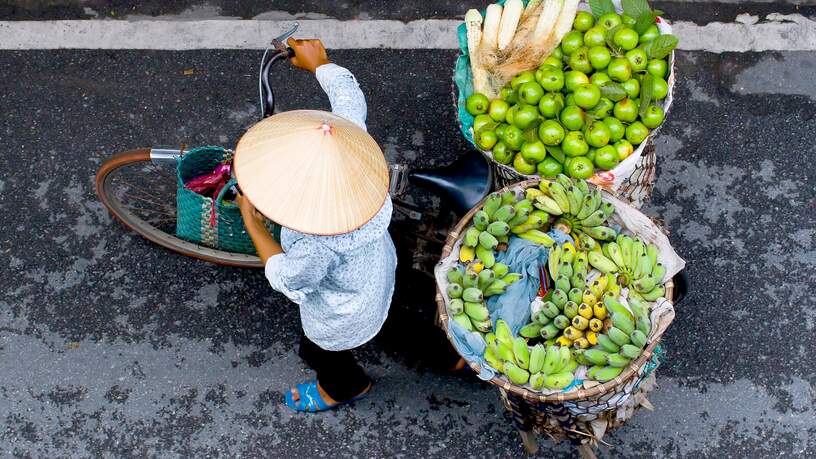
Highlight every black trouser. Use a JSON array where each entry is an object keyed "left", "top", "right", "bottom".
[{"left": 298, "top": 334, "right": 371, "bottom": 402}]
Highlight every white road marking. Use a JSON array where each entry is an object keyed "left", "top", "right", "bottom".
[{"left": 0, "top": 15, "right": 814, "bottom": 52}]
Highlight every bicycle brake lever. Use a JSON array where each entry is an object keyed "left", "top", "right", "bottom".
[{"left": 273, "top": 22, "right": 299, "bottom": 45}]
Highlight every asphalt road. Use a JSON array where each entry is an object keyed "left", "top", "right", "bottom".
[{"left": 1, "top": 9, "right": 815, "bottom": 459}]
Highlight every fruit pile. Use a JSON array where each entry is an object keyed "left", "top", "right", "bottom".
[
  {"left": 464, "top": 0, "right": 678, "bottom": 179},
  {"left": 443, "top": 176, "right": 672, "bottom": 392}
]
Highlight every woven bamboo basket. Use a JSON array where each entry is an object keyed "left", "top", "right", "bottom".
[
  {"left": 452, "top": 2, "right": 677, "bottom": 209},
  {"left": 435, "top": 179, "right": 676, "bottom": 456}
]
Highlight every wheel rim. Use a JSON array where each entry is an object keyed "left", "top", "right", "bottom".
[{"left": 96, "top": 149, "right": 264, "bottom": 268}]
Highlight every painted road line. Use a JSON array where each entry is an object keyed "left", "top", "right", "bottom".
[{"left": 1, "top": 15, "right": 815, "bottom": 51}]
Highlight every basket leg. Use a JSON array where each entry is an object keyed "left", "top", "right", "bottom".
[
  {"left": 577, "top": 444, "right": 598, "bottom": 459},
  {"left": 518, "top": 429, "right": 539, "bottom": 455}
]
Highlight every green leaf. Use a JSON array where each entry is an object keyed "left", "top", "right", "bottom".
[
  {"left": 634, "top": 11, "right": 656, "bottom": 35},
  {"left": 653, "top": 9, "right": 665, "bottom": 16},
  {"left": 477, "top": 121, "right": 500, "bottom": 134},
  {"left": 545, "top": 145, "right": 566, "bottom": 164},
  {"left": 621, "top": 0, "right": 650, "bottom": 22},
  {"left": 639, "top": 74, "right": 654, "bottom": 117},
  {"left": 589, "top": 0, "right": 616, "bottom": 19},
  {"left": 523, "top": 127, "right": 539, "bottom": 143},
  {"left": 600, "top": 82, "right": 627, "bottom": 102},
  {"left": 648, "top": 34, "right": 679, "bottom": 59}
]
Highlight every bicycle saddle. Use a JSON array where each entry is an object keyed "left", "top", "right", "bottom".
[{"left": 409, "top": 152, "right": 492, "bottom": 216}]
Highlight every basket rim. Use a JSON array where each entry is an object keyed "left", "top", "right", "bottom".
[{"left": 435, "top": 178, "right": 676, "bottom": 402}]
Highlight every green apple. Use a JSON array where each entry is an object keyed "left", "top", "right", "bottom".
[
  {"left": 594, "top": 145, "right": 620, "bottom": 170},
  {"left": 492, "top": 140, "right": 514, "bottom": 164},
  {"left": 465, "top": 93, "right": 489, "bottom": 115},
  {"left": 613, "top": 98, "right": 639, "bottom": 122},
  {"left": 652, "top": 77, "right": 669, "bottom": 100},
  {"left": 573, "top": 83, "right": 601, "bottom": 109},
  {"left": 584, "top": 120, "right": 611, "bottom": 148},
  {"left": 588, "top": 46, "right": 612, "bottom": 70},
  {"left": 500, "top": 86, "right": 518, "bottom": 104},
  {"left": 598, "top": 13, "right": 622, "bottom": 31},
  {"left": 476, "top": 130, "right": 498, "bottom": 150},
  {"left": 625, "top": 121, "right": 649, "bottom": 145},
  {"left": 537, "top": 157, "right": 563, "bottom": 178},
  {"left": 622, "top": 78, "right": 640, "bottom": 98},
  {"left": 607, "top": 58, "right": 632, "bottom": 82},
  {"left": 613, "top": 139, "right": 634, "bottom": 160},
  {"left": 521, "top": 141, "right": 547, "bottom": 164},
  {"left": 513, "top": 104, "right": 540, "bottom": 130},
  {"left": 568, "top": 47, "right": 593, "bottom": 74},
  {"left": 562, "top": 131, "right": 590, "bottom": 157},
  {"left": 625, "top": 48, "right": 648, "bottom": 72},
  {"left": 511, "top": 70, "right": 536, "bottom": 89},
  {"left": 573, "top": 11, "right": 595, "bottom": 32},
  {"left": 538, "top": 93, "right": 565, "bottom": 119},
  {"left": 540, "top": 56, "right": 563, "bottom": 69},
  {"left": 566, "top": 156, "right": 595, "bottom": 179},
  {"left": 647, "top": 59, "right": 668, "bottom": 79},
  {"left": 536, "top": 67, "right": 565, "bottom": 92},
  {"left": 538, "top": 120, "right": 566, "bottom": 146},
  {"left": 503, "top": 125, "right": 525, "bottom": 150},
  {"left": 564, "top": 70, "right": 590, "bottom": 92},
  {"left": 495, "top": 123, "right": 508, "bottom": 139},
  {"left": 613, "top": 28, "right": 639, "bottom": 51},
  {"left": 473, "top": 114, "right": 494, "bottom": 133},
  {"left": 488, "top": 99, "right": 510, "bottom": 122},
  {"left": 559, "top": 106, "right": 586, "bottom": 131},
  {"left": 589, "top": 97, "right": 614, "bottom": 118},
  {"left": 640, "top": 104, "right": 665, "bottom": 129},
  {"left": 506, "top": 105, "right": 518, "bottom": 126},
  {"left": 513, "top": 152, "right": 538, "bottom": 175},
  {"left": 561, "top": 30, "right": 584, "bottom": 55},
  {"left": 590, "top": 72, "right": 612, "bottom": 86},
  {"left": 639, "top": 25, "right": 660, "bottom": 43},
  {"left": 519, "top": 81, "right": 546, "bottom": 105},
  {"left": 602, "top": 116, "right": 626, "bottom": 142},
  {"left": 584, "top": 26, "right": 607, "bottom": 47}
]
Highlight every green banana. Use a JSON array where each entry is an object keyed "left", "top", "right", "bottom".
[
  {"left": 485, "top": 332, "right": 496, "bottom": 345},
  {"left": 627, "top": 296, "right": 650, "bottom": 321},
  {"left": 473, "top": 211, "right": 489, "bottom": 231},
  {"left": 503, "top": 361, "right": 530, "bottom": 385},
  {"left": 492, "top": 263, "right": 509, "bottom": 278},
  {"left": 529, "top": 372, "right": 545, "bottom": 390},
  {"left": 606, "top": 353, "right": 631, "bottom": 368},
  {"left": 446, "top": 283, "right": 463, "bottom": 299},
  {"left": 500, "top": 190, "right": 516, "bottom": 206},
  {"left": 558, "top": 261, "right": 574, "bottom": 279},
  {"left": 640, "top": 285, "right": 665, "bottom": 301},
  {"left": 584, "top": 348, "right": 610, "bottom": 365},
  {"left": 463, "top": 227, "right": 480, "bottom": 248},
  {"left": 605, "top": 242, "right": 626, "bottom": 270},
  {"left": 510, "top": 215, "right": 544, "bottom": 234},
  {"left": 464, "top": 301, "right": 489, "bottom": 321},
  {"left": 600, "top": 201, "right": 615, "bottom": 220},
  {"left": 651, "top": 263, "right": 667, "bottom": 283},
  {"left": 570, "top": 272, "right": 586, "bottom": 290},
  {"left": 551, "top": 289, "right": 568, "bottom": 308},
  {"left": 611, "top": 312, "right": 635, "bottom": 335},
  {"left": 526, "top": 187, "right": 544, "bottom": 200},
  {"left": 518, "top": 229, "right": 555, "bottom": 247},
  {"left": 479, "top": 231, "right": 499, "bottom": 251},
  {"left": 477, "top": 269, "right": 496, "bottom": 291},
  {"left": 483, "top": 346, "right": 504, "bottom": 372},
  {"left": 502, "top": 273, "right": 522, "bottom": 285},
  {"left": 530, "top": 209, "right": 551, "bottom": 224},
  {"left": 541, "top": 301, "right": 560, "bottom": 319},
  {"left": 604, "top": 294, "right": 634, "bottom": 321},
  {"left": 544, "top": 371, "right": 574, "bottom": 390},
  {"left": 447, "top": 266, "right": 464, "bottom": 285},
  {"left": 487, "top": 221, "right": 510, "bottom": 238},
  {"left": 594, "top": 365, "right": 624, "bottom": 382},
  {"left": 576, "top": 190, "right": 601, "bottom": 220},
  {"left": 513, "top": 337, "right": 530, "bottom": 369},
  {"left": 575, "top": 178, "right": 589, "bottom": 198},
  {"left": 620, "top": 344, "right": 641, "bottom": 360},
  {"left": 607, "top": 327, "right": 631, "bottom": 346},
  {"left": 528, "top": 344, "right": 546, "bottom": 374},
  {"left": 568, "top": 288, "right": 582, "bottom": 305},
  {"left": 588, "top": 279, "right": 605, "bottom": 299},
  {"left": 484, "top": 279, "right": 508, "bottom": 297},
  {"left": 475, "top": 245, "right": 495, "bottom": 268},
  {"left": 555, "top": 346, "right": 573, "bottom": 373},
  {"left": 633, "top": 274, "right": 657, "bottom": 293},
  {"left": 472, "top": 318, "right": 493, "bottom": 333},
  {"left": 588, "top": 251, "right": 618, "bottom": 273},
  {"left": 520, "top": 322, "right": 544, "bottom": 339},
  {"left": 584, "top": 225, "right": 617, "bottom": 241},
  {"left": 462, "top": 270, "right": 479, "bottom": 289},
  {"left": 586, "top": 365, "right": 605, "bottom": 380},
  {"left": 495, "top": 320, "right": 513, "bottom": 346},
  {"left": 452, "top": 313, "right": 474, "bottom": 331},
  {"left": 506, "top": 207, "right": 531, "bottom": 227},
  {"left": 482, "top": 192, "right": 502, "bottom": 219},
  {"left": 630, "top": 330, "right": 647, "bottom": 348},
  {"left": 563, "top": 301, "right": 579, "bottom": 319},
  {"left": 493, "top": 205, "right": 516, "bottom": 223},
  {"left": 540, "top": 324, "right": 560, "bottom": 340},
  {"left": 555, "top": 174, "right": 573, "bottom": 190},
  {"left": 553, "top": 315, "right": 570, "bottom": 329},
  {"left": 548, "top": 245, "right": 562, "bottom": 280},
  {"left": 636, "top": 252, "right": 654, "bottom": 280},
  {"left": 497, "top": 341, "right": 516, "bottom": 362},
  {"left": 567, "top": 186, "right": 584, "bottom": 215},
  {"left": 631, "top": 240, "right": 645, "bottom": 271},
  {"left": 547, "top": 182, "right": 570, "bottom": 214},
  {"left": 636, "top": 316, "right": 651, "bottom": 336},
  {"left": 447, "top": 298, "right": 464, "bottom": 315},
  {"left": 577, "top": 232, "right": 596, "bottom": 250},
  {"left": 555, "top": 274, "right": 571, "bottom": 292},
  {"left": 597, "top": 334, "right": 621, "bottom": 353},
  {"left": 513, "top": 198, "right": 533, "bottom": 213},
  {"left": 619, "top": 236, "right": 633, "bottom": 270},
  {"left": 540, "top": 345, "right": 560, "bottom": 375},
  {"left": 580, "top": 209, "right": 607, "bottom": 228},
  {"left": 463, "top": 288, "right": 484, "bottom": 303},
  {"left": 534, "top": 195, "right": 563, "bottom": 215}
]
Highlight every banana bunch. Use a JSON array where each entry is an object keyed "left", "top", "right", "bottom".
[
  {"left": 446, "top": 263, "right": 522, "bottom": 333},
  {"left": 527, "top": 175, "right": 617, "bottom": 243},
  {"left": 576, "top": 293, "right": 653, "bottom": 382},
  {"left": 484, "top": 321, "right": 577, "bottom": 390},
  {"left": 527, "top": 242, "right": 615, "bottom": 350},
  {"left": 588, "top": 235, "right": 667, "bottom": 302}
]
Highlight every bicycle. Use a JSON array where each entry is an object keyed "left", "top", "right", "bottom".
[{"left": 94, "top": 24, "right": 687, "bottom": 300}]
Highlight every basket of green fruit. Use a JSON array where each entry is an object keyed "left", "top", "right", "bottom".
[
  {"left": 434, "top": 174, "right": 685, "bottom": 454},
  {"left": 453, "top": 0, "right": 678, "bottom": 208}
]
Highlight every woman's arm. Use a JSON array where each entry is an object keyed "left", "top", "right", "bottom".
[{"left": 237, "top": 194, "right": 283, "bottom": 264}]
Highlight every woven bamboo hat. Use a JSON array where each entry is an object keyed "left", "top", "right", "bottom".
[{"left": 233, "top": 110, "right": 389, "bottom": 235}]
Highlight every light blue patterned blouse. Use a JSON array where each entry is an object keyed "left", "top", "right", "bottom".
[{"left": 264, "top": 63, "right": 397, "bottom": 351}]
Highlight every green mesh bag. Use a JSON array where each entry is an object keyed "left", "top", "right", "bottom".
[{"left": 175, "top": 146, "right": 280, "bottom": 254}]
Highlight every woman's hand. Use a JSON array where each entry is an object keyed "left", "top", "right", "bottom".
[
  {"left": 236, "top": 194, "right": 264, "bottom": 223},
  {"left": 287, "top": 38, "right": 331, "bottom": 73}
]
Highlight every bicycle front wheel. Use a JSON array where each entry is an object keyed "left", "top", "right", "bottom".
[{"left": 95, "top": 148, "right": 264, "bottom": 268}]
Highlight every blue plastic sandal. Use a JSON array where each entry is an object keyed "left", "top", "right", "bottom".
[{"left": 285, "top": 379, "right": 371, "bottom": 413}]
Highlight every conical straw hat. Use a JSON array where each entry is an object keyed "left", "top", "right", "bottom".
[{"left": 233, "top": 110, "right": 389, "bottom": 235}]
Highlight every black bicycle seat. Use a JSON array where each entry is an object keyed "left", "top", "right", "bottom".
[{"left": 409, "top": 152, "right": 492, "bottom": 216}]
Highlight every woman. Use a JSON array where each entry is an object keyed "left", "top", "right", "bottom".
[{"left": 234, "top": 38, "right": 397, "bottom": 412}]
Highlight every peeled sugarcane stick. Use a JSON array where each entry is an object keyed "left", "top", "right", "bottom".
[
  {"left": 481, "top": 3, "right": 503, "bottom": 54},
  {"left": 497, "top": 0, "right": 524, "bottom": 51},
  {"left": 522, "top": 0, "right": 542, "bottom": 20},
  {"left": 533, "top": 0, "right": 566, "bottom": 43},
  {"left": 464, "top": 9, "right": 490, "bottom": 95}
]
